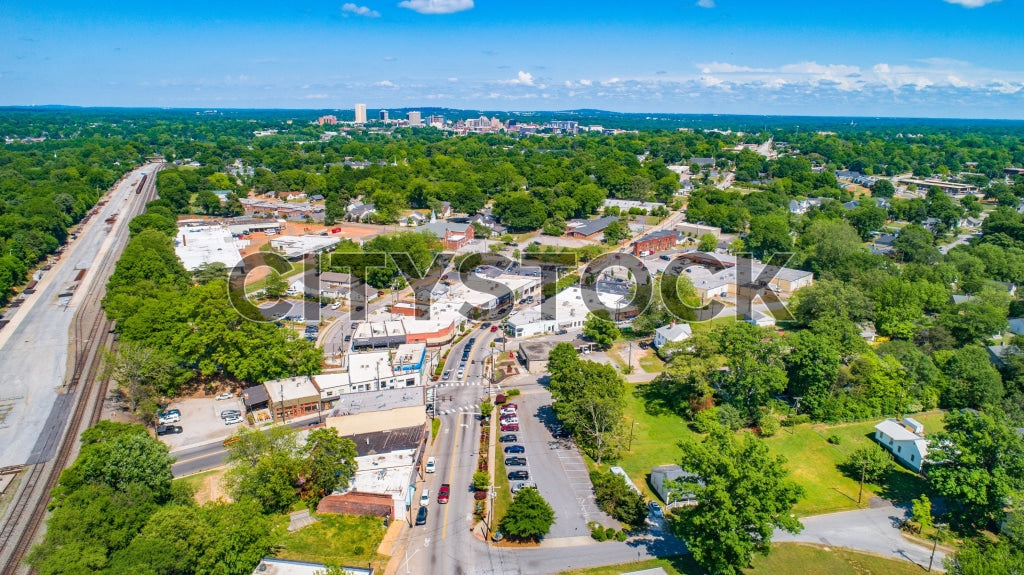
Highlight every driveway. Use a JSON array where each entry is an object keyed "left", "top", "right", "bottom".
[
  {"left": 157, "top": 397, "right": 248, "bottom": 450},
  {"left": 773, "top": 501, "right": 946, "bottom": 569}
]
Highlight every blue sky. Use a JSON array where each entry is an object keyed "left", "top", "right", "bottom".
[{"left": 3, "top": 0, "right": 1024, "bottom": 118}]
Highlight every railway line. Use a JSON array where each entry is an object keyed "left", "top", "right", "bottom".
[{"left": 0, "top": 166, "right": 160, "bottom": 575}]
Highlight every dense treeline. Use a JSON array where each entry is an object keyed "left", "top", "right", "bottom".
[
  {"left": 0, "top": 137, "right": 142, "bottom": 303},
  {"left": 28, "top": 421, "right": 275, "bottom": 575},
  {"left": 102, "top": 205, "right": 321, "bottom": 415}
]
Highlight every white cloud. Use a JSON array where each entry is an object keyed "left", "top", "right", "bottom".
[
  {"left": 580, "top": 79, "right": 592, "bottom": 86},
  {"left": 397, "top": 0, "right": 473, "bottom": 14},
  {"left": 517, "top": 70, "right": 533, "bottom": 85},
  {"left": 448, "top": 77, "right": 459, "bottom": 82},
  {"left": 696, "top": 0, "right": 715, "bottom": 7},
  {"left": 943, "top": 0, "right": 1000, "bottom": 7},
  {"left": 383, "top": 56, "right": 396, "bottom": 61},
  {"left": 341, "top": 3, "right": 381, "bottom": 17},
  {"left": 304, "top": 93, "right": 328, "bottom": 99},
  {"left": 375, "top": 80, "right": 396, "bottom": 87}
]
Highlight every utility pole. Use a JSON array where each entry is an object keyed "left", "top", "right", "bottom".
[
  {"left": 858, "top": 460, "right": 867, "bottom": 504},
  {"left": 928, "top": 524, "right": 946, "bottom": 572},
  {"left": 628, "top": 418, "right": 636, "bottom": 452}
]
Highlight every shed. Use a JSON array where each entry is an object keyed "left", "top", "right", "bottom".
[{"left": 650, "top": 464, "right": 699, "bottom": 507}]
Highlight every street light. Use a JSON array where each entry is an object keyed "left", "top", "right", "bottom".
[{"left": 928, "top": 523, "right": 947, "bottom": 572}]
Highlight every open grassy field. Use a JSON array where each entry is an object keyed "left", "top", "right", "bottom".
[
  {"left": 763, "top": 410, "right": 944, "bottom": 516},
  {"left": 560, "top": 543, "right": 935, "bottom": 575},
  {"left": 597, "top": 380, "right": 943, "bottom": 516},
  {"left": 274, "top": 514, "right": 388, "bottom": 571}
]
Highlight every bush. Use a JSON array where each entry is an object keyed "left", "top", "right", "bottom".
[
  {"left": 590, "top": 522, "right": 607, "bottom": 541},
  {"left": 591, "top": 471, "right": 649, "bottom": 527},
  {"left": 604, "top": 526, "right": 617, "bottom": 540},
  {"left": 506, "top": 388, "right": 521, "bottom": 397},
  {"left": 716, "top": 404, "right": 745, "bottom": 431},
  {"left": 782, "top": 414, "right": 812, "bottom": 427},
  {"left": 473, "top": 471, "right": 490, "bottom": 492},
  {"left": 758, "top": 414, "right": 781, "bottom": 437},
  {"left": 827, "top": 434, "right": 841, "bottom": 445},
  {"left": 692, "top": 408, "right": 721, "bottom": 433},
  {"left": 614, "top": 529, "right": 628, "bottom": 542}
]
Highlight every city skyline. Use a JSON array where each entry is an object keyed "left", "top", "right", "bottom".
[{"left": 2, "top": 0, "right": 1024, "bottom": 118}]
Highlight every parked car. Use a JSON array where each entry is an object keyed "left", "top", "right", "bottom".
[
  {"left": 224, "top": 415, "right": 243, "bottom": 425},
  {"left": 220, "top": 410, "right": 241, "bottom": 419},
  {"left": 499, "top": 416, "right": 518, "bottom": 425},
  {"left": 508, "top": 470, "right": 530, "bottom": 481},
  {"left": 344, "top": 335, "right": 351, "bottom": 342},
  {"left": 425, "top": 456, "right": 436, "bottom": 473},
  {"left": 457, "top": 368, "right": 464, "bottom": 379},
  {"left": 158, "top": 413, "right": 180, "bottom": 425},
  {"left": 500, "top": 408, "right": 517, "bottom": 416},
  {"left": 215, "top": 392, "right": 233, "bottom": 401},
  {"left": 503, "top": 403, "right": 518, "bottom": 410},
  {"left": 504, "top": 457, "right": 527, "bottom": 467},
  {"left": 501, "top": 423, "right": 519, "bottom": 432},
  {"left": 552, "top": 427, "right": 571, "bottom": 439},
  {"left": 420, "top": 489, "right": 430, "bottom": 507},
  {"left": 499, "top": 434, "right": 518, "bottom": 443},
  {"left": 416, "top": 506, "right": 428, "bottom": 525},
  {"left": 648, "top": 501, "right": 663, "bottom": 518},
  {"left": 351, "top": 322, "right": 358, "bottom": 329},
  {"left": 330, "top": 301, "right": 342, "bottom": 310},
  {"left": 443, "top": 370, "right": 451, "bottom": 380},
  {"left": 438, "top": 484, "right": 450, "bottom": 504},
  {"left": 503, "top": 445, "right": 525, "bottom": 454},
  {"left": 511, "top": 481, "right": 537, "bottom": 494},
  {"left": 156, "top": 425, "right": 182, "bottom": 436}
]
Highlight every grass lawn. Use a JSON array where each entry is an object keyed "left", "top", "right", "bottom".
[
  {"left": 764, "top": 410, "right": 944, "bottom": 516},
  {"left": 588, "top": 382, "right": 697, "bottom": 500},
  {"left": 274, "top": 514, "right": 388, "bottom": 571},
  {"left": 244, "top": 262, "right": 314, "bottom": 294},
  {"left": 638, "top": 353, "right": 665, "bottom": 373},
  {"left": 431, "top": 418, "right": 441, "bottom": 443},
  {"left": 492, "top": 431, "right": 512, "bottom": 527},
  {"left": 560, "top": 543, "right": 935, "bottom": 575},
  {"left": 172, "top": 468, "right": 220, "bottom": 492}
]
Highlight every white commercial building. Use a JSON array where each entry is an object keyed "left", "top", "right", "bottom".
[
  {"left": 269, "top": 235, "right": 340, "bottom": 258},
  {"left": 314, "top": 343, "right": 427, "bottom": 399},
  {"left": 174, "top": 224, "right": 245, "bottom": 271},
  {"left": 506, "top": 286, "right": 625, "bottom": 338}
]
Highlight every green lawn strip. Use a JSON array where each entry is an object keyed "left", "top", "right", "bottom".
[
  {"left": 273, "top": 514, "right": 387, "bottom": 570},
  {"left": 492, "top": 443, "right": 512, "bottom": 528},
  {"left": 431, "top": 418, "right": 441, "bottom": 443},
  {"left": 763, "top": 410, "right": 943, "bottom": 516},
  {"left": 244, "top": 262, "right": 314, "bottom": 294},
  {"left": 560, "top": 543, "right": 931, "bottom": 575},
  {"left": 638, "top": 353, "right": 664, "bottom": 373},
  {"left": 172, "top": 468, "right": 220, "bottom": 492}
]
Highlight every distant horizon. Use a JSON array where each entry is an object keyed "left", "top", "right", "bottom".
[
  {"left": 5, "top": 104, "right": 1024, "bottom": 125},
  {"left": 3, "top": 1, "right": 1024, "bottom": 119}
]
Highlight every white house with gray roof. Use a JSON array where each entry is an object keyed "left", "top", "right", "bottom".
[
  {"left": 874, "top": 417, "right": 929, "bottom": 472},
  {"left": 653, "top": 322, "right": 692, "bottom": 348}
]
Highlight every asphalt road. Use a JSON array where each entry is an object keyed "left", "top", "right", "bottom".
[
  {"left": 0, "top": 164, "right": 158, "bottom": 468},
  {"left": 170, "top": 413, "right": 323, "bottom": 476}
]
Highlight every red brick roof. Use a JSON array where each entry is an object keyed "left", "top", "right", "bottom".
[{"left": 317, "top": 492, "right": 394, "bottom": 518}]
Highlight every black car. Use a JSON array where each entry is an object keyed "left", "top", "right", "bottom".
[
  {"left": 504, "top": 457, "right": 527, "bottom": 467},
  {"left": 508, "top": 470, "right": 530, "bottom": 480},
  {"left": 499, "top": 434, "right": 517, "bottom": 443},
  {"left": 503, "top": 445, "right": 525, "bottom": 454},
  {"left": 415, "top": 505, "right": 428, "bottom": 525},
  {"left": 156, "top": 425, "right": 182, "bottom": 436},
  {"left": 552, "top": 427, "right": 571, "bottom": 439}
]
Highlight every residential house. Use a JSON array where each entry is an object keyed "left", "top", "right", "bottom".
[
  {"left": 653, "top": 322, "right": 692, "bottom": 349},
  {"left": 987, "top": 345, "right": 1022, "bottom": 368},
  {"left": 466, "top": 211, "right": 506, "bottom": 236},
  {"left": 436, "top": 201, "right": 452, "bottom": 219},
  {"left": 318, "top": 271, "right": 352, "bottom": 298},
  {"left": 788, "top": 198, "right": 822, "bottom": 215},
  {"left": 744, "top": 310, "right": 777, "bottom": 328},
  {"left": 347, "top": 201, "right": 376, "bottom": 222},
  {"left": 399, "top": 212, "right": 427, "bottom": 227},
  {"left": 874, "top": 417, "right": 929, "bottom": 472},
  {"left": 1009, "top": 317, "right": 1024, "bottom": 335},
  {"left": 650, "top": 464, "right": 699, "bottom": 508},
  {"left": 689, "top": 157, "right": 716, "bottom": 169},
  {"left": 419, "top": 221, "right": 475, "bottom": 250}
]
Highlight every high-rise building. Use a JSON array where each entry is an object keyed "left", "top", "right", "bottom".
[
  {"left": 428, "top": 114, "right": 444, "bottom": 127},
  {"left": 379, "top": 109, "right": 389, "bottom": 122},
  {"left": 317, "top": 115, "right": 337, "bottom": 126},
  {"left": 407, "top": 111, "right": 422, "bottom": 127},
  {"left": 354, "top": 103, "right": 367, "bottom": 124}
]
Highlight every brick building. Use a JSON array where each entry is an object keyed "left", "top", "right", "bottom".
[{"left": 632, "top": 229, "right": 679, "bottom": 255}]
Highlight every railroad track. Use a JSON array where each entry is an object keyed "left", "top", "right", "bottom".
[{"left": 0, "top": 164, "right": 160, "bottom": 575}]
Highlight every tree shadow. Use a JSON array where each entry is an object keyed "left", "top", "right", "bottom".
[{"left": 633, "top": 380, "right": 680, "bottom": 418}]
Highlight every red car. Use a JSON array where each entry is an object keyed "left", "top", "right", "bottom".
[
  {"left": 490, "top": 325, "right": 499, "bottom": 332},
  {"left": 501, "top": 423, "right": 519, "bottom": 432},
  {"left": 438, "top": 484, "right": 450, "bottom": 504}
]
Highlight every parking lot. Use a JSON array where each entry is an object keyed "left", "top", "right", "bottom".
[
  {"left": 156, "top": 396, "right": 248, "bottom": 450},
  {"left": 503, "top": 386, "right": 616, "bottom": 537}
]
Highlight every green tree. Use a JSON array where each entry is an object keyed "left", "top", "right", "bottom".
[
  {"left": 745, "top": 213, "right": 792, "bottom": 259},
  {"left": 590, "top": 471, "right": 648, "bottom": 527},
  {"left": 871, "top": 179, "right": 896, "bottom": 198},
  {"left": 698, "top": 233, "right": 718, "bottom": 252},
  {"left": 912, "top": 494, "right": 934, "bottom": 532},
  {"left": 223, "top": 426, "right": 304, "bottom": 513},
  {"left": 669, "top": 428, "right": 803, "bottom": 575},
  {"left": 933, "top": 345, "right": 1005, "bottom": 409},
  {"left": 603, "top": 218, "right": 627, "bottom": 244},
  {"left": 840, "top": 444, "right": 894, "bottom": 484},
  {"left": 583, "top": 312, "right": 620, "bottom": 350},
  {"left": 498, "top": 487, "right": 555, "bottom": 542},
  {"left": 894, "top": 224, "right": 940, "bottom": 264},
  {"left": 263, "top": 269, "right": 288, "bottom": 298},
  {"left": 926, "top": 409, "right": 1024, "bottom": 529},
  {"left": 302, "top": 428, "right": 358, "bottom": 508}
]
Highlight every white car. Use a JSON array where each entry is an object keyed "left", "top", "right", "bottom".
[
  {"left": 425, "top": 456, "right": 436, "bottom": 473},
  {"left": 158, "top": 413, "right": 181, "bottom": 424},
  {"left": 224, "top": 415, "right": 244, "bottom": 425},
  {"left": 420, "top": 489, "right": 430, "bottom": 506},
  {"left": 500, "top": 407, "right": 517, "bottom": 416},
  {"left": 215, "top": 392, "right": 233, "bottom": 400},
  {"left": 330, "top": 301, "right": 342, "bottom": 310},
  {"left": 499, "top": 416, "right": 519, "bottom": 425}
]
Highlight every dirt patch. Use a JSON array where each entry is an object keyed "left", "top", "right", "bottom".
[{"left": 193, "top": 469, "right": 230, "bottom": 505}]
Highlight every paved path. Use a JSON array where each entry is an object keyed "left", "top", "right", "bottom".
[{"left": 775, "top": 502, "right": 947, "bottom": 570}]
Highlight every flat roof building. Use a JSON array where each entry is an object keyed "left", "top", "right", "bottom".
[{"left": 174, "top": 224, "right": 244, "bottom": 271}]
